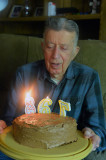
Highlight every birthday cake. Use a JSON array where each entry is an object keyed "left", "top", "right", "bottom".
[{"left": 12, "top": 113, "right": 77, "bottom": 149}]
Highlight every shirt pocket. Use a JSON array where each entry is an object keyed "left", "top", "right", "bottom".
[{"left": 63, "top": 97, "right": 81, "bottom": 106}]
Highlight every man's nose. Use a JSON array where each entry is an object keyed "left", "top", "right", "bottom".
[{"left": 52, "top": 46, "right": 60, "bottom": 58}]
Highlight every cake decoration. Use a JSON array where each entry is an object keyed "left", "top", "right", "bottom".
[
  {"left": 38, "top": 96, "right": 52, "bottom": 113},
  {"left": 59, "top": 100, "right": 71, "bottom": 116},
  {"left": 25, "top": 92, "right": 36, "bottom": 114},
  {"left": 24, "top": 91, "right": 71, "bottom": 116}
]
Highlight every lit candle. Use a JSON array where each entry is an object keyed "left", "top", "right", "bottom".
[
  {"left": 38, "top": 96, "right": 52, "bottom": 113},
  {"left": 58, "top": 100, "right": 71, "bottom": 116},
  {"left": 25, "top": 92, "right": 36, "bottom": 114}
]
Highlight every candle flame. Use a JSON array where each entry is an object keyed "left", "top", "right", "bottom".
[{"left": 26, "top": 92, "right": 31, "bottom": 98}]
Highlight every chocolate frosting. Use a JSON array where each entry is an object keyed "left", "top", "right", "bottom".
[{"left": 13, "top": 113, "right": 77, "bottom": 149}]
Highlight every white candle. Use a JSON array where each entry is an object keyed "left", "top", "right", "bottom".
[
  {"left": 58, "top": 100, "right": 71, "bottom": 116},
  {"left": 38, "top": 96, "right": 52, "bottom": 113},
  {"left": 25, "top": 92, "right": 36, "bottom": 114}
]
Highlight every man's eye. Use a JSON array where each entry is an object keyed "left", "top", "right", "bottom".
[
  {"left": 47, "top": 45, "right": 54, "bottom": 49},
  {"left": 47, "top": 46, "right": 52, "bottom": 48},
  {"left": 61, "top": 46, "right": 68, "bottom": 51}
]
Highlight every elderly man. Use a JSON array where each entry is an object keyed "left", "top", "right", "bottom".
[{"left": 0, "top": 17, "right": 106, "bottom": 160}]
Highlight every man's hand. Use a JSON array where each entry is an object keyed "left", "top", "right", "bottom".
[
  {"left": 0, "top": 120, "right": 7, "bottom": 134},
  {"left": 82, "top": 127, "right": 101, "bottom": 151}
]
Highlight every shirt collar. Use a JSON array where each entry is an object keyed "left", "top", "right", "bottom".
[
  {"left": 38, "top": 61, "right": 50, "bottom": 80},
  {"left": 65, "top": 61, "right": 75, "bottom": 80}
]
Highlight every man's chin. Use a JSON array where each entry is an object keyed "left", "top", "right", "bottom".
[
  {"left": 50, "top": 70, "right": 64, "bottom": 79},
  {"left": 51, "top": 70, "right": 61, "bottom": 75}
]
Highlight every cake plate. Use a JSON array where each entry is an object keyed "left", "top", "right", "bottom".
[{"left": 0, "top": 126, "right": 92, "bottom": 160}]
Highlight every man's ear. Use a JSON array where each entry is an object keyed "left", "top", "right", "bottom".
[
  {"left": 72, "top": 46, "right": 80, "bottom": 61},
  {"left": 41, "top": 41, "right": 44, "bottom": 50},
  {"left": 75, "top": 46, "right": 80, "bottom": 57}
]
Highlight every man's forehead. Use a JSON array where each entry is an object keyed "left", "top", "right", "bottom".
[
  {"left": 45, "top": 30, "right": 75, "bottom": 43},
  {"left": 45, "top": 39, "right": 74, "bottom": 46},
  {"left": 46, "top": 41, "right": 70, "bottom": 46}
]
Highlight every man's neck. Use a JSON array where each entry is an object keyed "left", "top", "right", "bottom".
[{"left": 51, "top": 77, "right": 60, "bottom": 84}]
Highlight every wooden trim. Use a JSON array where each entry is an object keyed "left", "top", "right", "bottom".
[{"left": 0, "top": 14, "right": 100, "bottom": 22}]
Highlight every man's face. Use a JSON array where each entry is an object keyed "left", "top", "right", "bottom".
[{"left": 42, "top": 29, "right": 79, "bottom": 80}]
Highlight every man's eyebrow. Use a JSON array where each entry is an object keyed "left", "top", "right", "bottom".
[
  {"left": 46, "top": 41, "right": 69, "bottom": 47},
  {"left": 60, "top": 44, "right": 68, "bottom": 46},
  {"left": 46, "top": 41, "right": 54, "bottom": 44}
]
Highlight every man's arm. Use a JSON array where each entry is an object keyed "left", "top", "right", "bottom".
[
  {"left": 82, "top": 72, "right": 106, "bottom": 151},
  {"left": 1, "top": 68, "right": 25, "bottom": 126}
]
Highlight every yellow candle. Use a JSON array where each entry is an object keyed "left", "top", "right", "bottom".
[
  {"left": 38, "top": 96, "right": 52, "bottom": 113},
  {"left": 58, "top": 100, "right": 71, "bottom": 116}
]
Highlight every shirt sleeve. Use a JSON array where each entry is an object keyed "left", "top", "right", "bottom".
[
  {"left": 2, "top": 68, "right": 25, "bottom": 126},
  {"left": 84, "top": 71, "right": 106, "bottom": 151}
]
